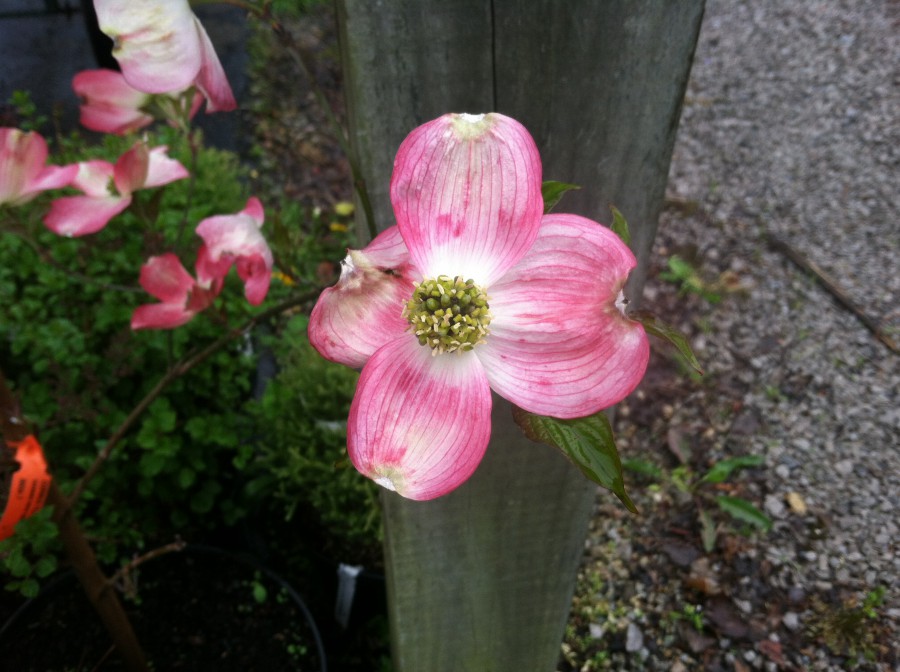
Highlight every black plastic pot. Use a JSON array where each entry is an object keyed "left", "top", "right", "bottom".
[{"left": 0, "top": 543, "right": 327, "bottom": 671}]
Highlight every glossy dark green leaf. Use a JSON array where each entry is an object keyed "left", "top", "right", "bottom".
[
  {"left": 631, "top": 310, "right": 703, "bottom": 375},
  {"left": 715, "top": 496, "right": 772, "bottom": 532},
  {"left": 701, "top": 455, "right": 765, "bottom": 484},
  {"left": 512, "top": 407, "right": 636, "bottom": 512},
  {"left": 609, "top": 204, "right": 631, "bottom": 246},
  {"left": 541, "top": 181, "right": 580, "bottom": 214}
]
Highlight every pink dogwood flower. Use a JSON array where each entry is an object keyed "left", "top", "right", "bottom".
[
  {"left": 0, "top": 128, "right": 78, "bottom": 206},
  {"left": 195, "top": 197, "right": 272, "bottom": 306},
  {"left": 73, "top": 69, "right": 202, "bottom": 135},
  {"left": 131, "top": 247, "right": 223, "bottom": 330},
  {"left": 94, "top": 0, "right": 236, "bottom": 113},
  {"left": 309, "top": 113, "right": 649, "bottom": 500},
  {"left": 44, "top": 142, "right": 188, "bottom": 237}
]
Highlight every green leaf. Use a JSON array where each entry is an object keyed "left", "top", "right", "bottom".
[
  {"left": 6, "top": 550, "right": 31, "bottom": 578},
  {"left": 139, "top": 451, "right": 168, "bottom": 477},
  {"left": 178, "top": 467, "right": 196, "bottom": 489},
  {"left": 622, "top": 458, "right": 663, "bottom": 480},
  {"left": 252, "top": 581, "right": 268, "bottom": 604},
  {"left": 699, "top": 508, "right": 718, "bottom": 553},
  {"left": 631, "top": 310, "right": 703, "bottom": 375},
  {"left": 715, "top": 496, "right": 772, "bottom": 532},
  {"left": 512, "top": 407, "right": 636, "bottom": 512},
  {"left": 609, "top": 205, "right": 631, "bottom": 246},
  {"left": 660, "top": 255, "right": 696, "bottom": 284},
  {"left": 700, "top": 455, "right": 765, "bottom": 484},
  {"left": 541, "top": 181, "right": 580, "bottom": 214},
  {"left": 19, "top": 578, "right": 40, "bottom": 599},
  {"left": 33, "top": 556, "right": 57, "bottom": 579}
]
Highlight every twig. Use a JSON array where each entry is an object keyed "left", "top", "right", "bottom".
[
  {"left": 47, "top": 480, "right": 151, "bottom": 671},
  {"left": 108, "top": 540, "right": 187, "bottom": 592},
  {"left": 65, "top": 289, "right": 321, "bottom": 509},
  {"left": 1, "top": 372, "right": 149, "bottom": 671},
  {"left": 766, "top": 234, "right": 897, "bottom": 354}
]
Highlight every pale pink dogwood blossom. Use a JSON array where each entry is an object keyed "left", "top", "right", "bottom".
[
  {"left": 195, "top": 197, "right": 272, "bottom": 305},
  {"left": 309, "top": 113, "right": 649, "bottom": 500},
  {"left": 44, "top": 142, "right": 188, "bottom": 237},
  {"left": 73, "top": 69, "right": 202, "bottom": 135},
  {"left": 131, "top": 198, "right": 271, "bottom": 330},
  {"left": 0, "top": 128, "right": 78, "bottom": 206},
  {"left": 131, "top": 247, "right": 223, "bottom": 330},
  {"left": 73, "top": 69, "right": 152, "bottom": 134},
  {"left": 94, "top": 0, "right": 236, "bottom": 113}
]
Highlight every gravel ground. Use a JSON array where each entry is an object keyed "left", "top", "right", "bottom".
[{"left": 566, "top": 1, "right": 898, "bottom": 670}]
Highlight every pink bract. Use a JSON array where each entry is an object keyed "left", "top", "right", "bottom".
[
  {"left": 94, "top": 0, "right": 236, "bottom": 113},
  {"left": 195, "top": 197, "right": 273, "bottom": 305},
  {"left": 73, "top": 69, "right": 153, "bottom": 135},
  {"left": 308, "top": 226, "right": 417, "bottom": 368},
  {"left": 44, "top": 143, "right": 188, "bottom": 237},
  {"left": 73, "top": 69, "right": 203, "bottom": 135},
  {"left": 0, "top": 128, "right": 77, "bottom": 206},
  {"left": 309, "top": 113, "right": 650, "bottom": 501},
  {"left": 131, "top": 248, "right": 223, "bottom": 330}
]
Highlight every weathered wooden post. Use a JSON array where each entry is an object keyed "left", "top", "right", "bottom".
[{"left": 335, "top": 2, "right": 705, "bottom": 669}]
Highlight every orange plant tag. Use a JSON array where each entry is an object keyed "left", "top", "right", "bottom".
[{"left": 0, "top": 435, "right": 52, "bottom": 541}]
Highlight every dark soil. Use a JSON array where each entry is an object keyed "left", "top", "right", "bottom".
[{"left": 0, "top": 546, "right": 325, "bottom": 671}]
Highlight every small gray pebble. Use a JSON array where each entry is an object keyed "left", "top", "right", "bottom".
[{"left": 783, "top": 612, "right": 801, "bottom": 631}]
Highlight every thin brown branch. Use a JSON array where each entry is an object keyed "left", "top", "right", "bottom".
[
  {"left": 766, "top": 234, "right": 898, "bottom": 354},
  {"left": 47, "top": 480, "right": 150, "bottom": 671},
  {"left": 65, "top": 289, "right": 321, "bottom": 509},
  {"left": 1, "top": 371, "right": 148, "bottom": 670},
  {"left": 109, "top": 540, "right": 187, "bottom": 592}
]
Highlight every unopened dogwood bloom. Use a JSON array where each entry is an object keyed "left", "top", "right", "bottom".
[
  {"left": 309, "top": 113, "right": 649, "bottom": 500},
  {"left": 44, "top": 142, "right": 188, "bottom": 237},
  {"left": 94, "top": 0, "right": 236, "bottom": 113},
  {"left": 195, "top": 197, "right": 272, "bottom": 305},
  {"left": 0, "top": 128, "right": 78, "bottom": 206},
  {"left": 131, "top": 247, "right": 223, "bottom": 330},
  {"left": 73, "top": 69, "right": 202, "bottom": 135}
]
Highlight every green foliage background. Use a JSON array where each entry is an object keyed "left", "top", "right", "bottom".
[
  {"left": 1, "top": 124, "right": 257, "bottom": 563},
  {"left": 248, "top": 314, "right": 380, "bottom": 563},
  {"left": 1, "top": 100, "right": 383, "bottom": 597}
]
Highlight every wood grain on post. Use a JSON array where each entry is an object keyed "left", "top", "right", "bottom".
[{"left": 336, "top": 2, "right": 705, "bottom": 669}]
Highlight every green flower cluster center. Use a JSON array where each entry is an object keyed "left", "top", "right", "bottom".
[{"left": 404, "top": 275, "right": 491, "bottom": 355}]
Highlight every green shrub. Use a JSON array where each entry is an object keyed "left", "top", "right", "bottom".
[
  {"left": 1, "top": 122, "right": 260, "bottom": 564},
  {"left": 248, "top": 314, "right": 382, "bottom": 563}
]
